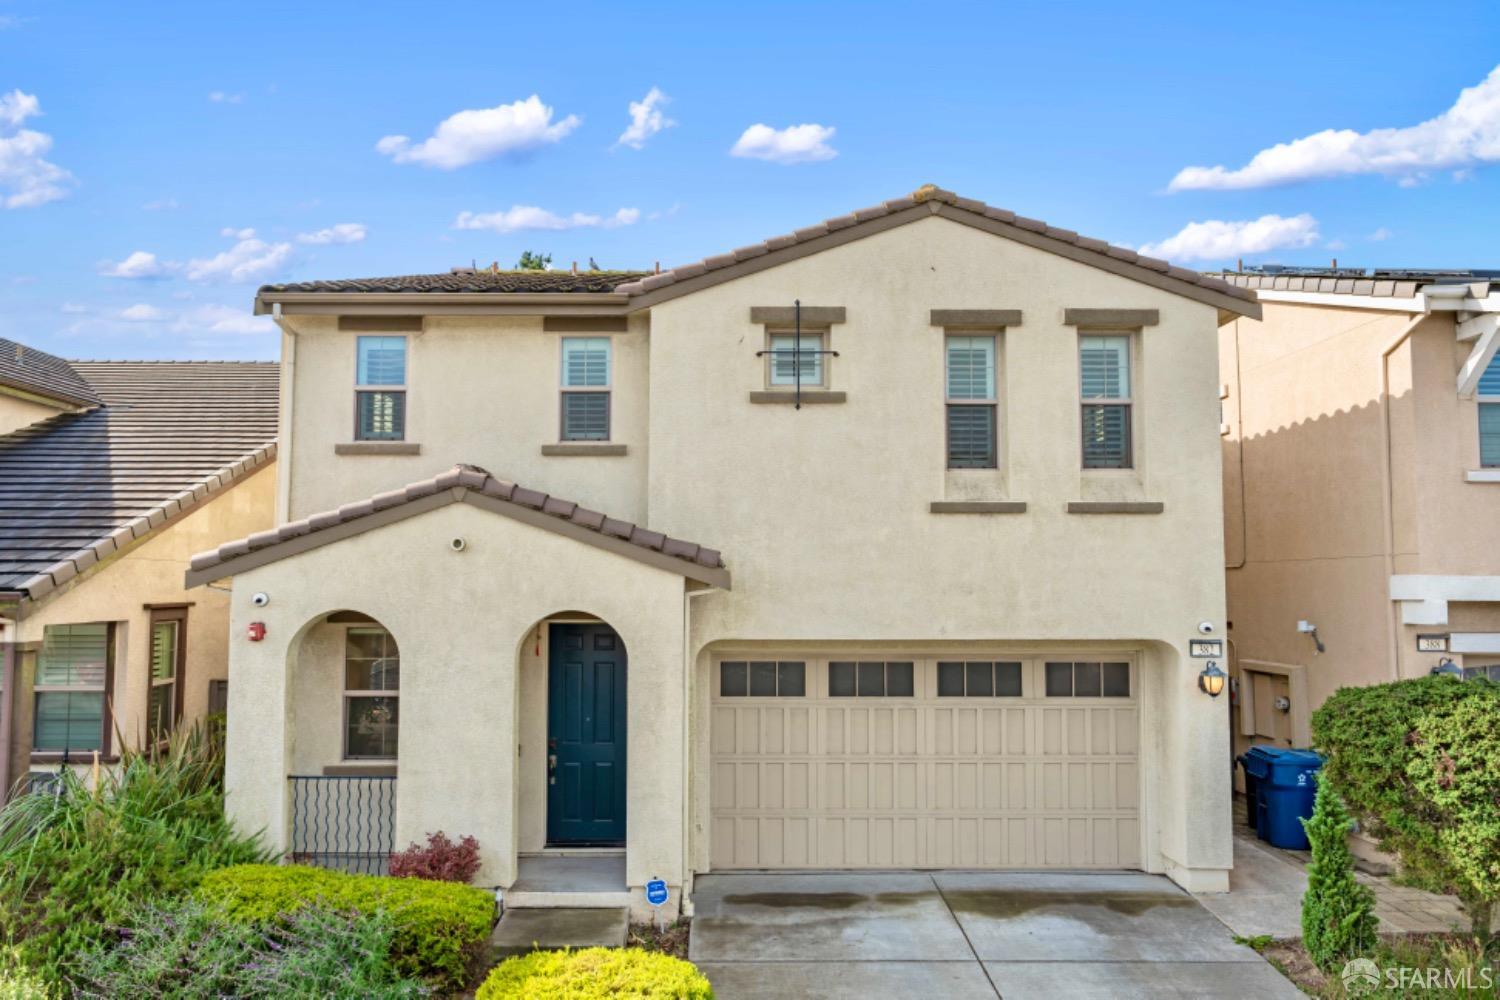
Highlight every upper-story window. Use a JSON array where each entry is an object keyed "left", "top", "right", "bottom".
[
  {"left": 766, "top": 332, "right": 826, "bottom": 387},
  {"left": 1479, "top": 352, "right": 1500, "bottom": 468},
  {"left": 561, "top": 337, "right": 611, "bottom": 441},
  {"left": 946, "top": 335, "right": 997, "bottom": 468},
  {"left": 1080, "top": 335, "right": 1132, "bottom": 469},
  {"left": 355, "top": 336, "right": 407, "bottom": 441}
]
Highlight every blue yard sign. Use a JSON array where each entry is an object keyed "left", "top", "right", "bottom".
[{"left": 646, "top": 878, "right": 669, "bottom": 906}]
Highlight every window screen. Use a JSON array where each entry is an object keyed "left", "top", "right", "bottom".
[
  {"left": 1080, "top": 336, "right": 1132, "bottom": 469},
  {"left": 561, "top": 393, "right": 610, "bottom": 440}
]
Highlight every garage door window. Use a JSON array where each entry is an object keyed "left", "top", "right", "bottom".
[
  {"left": 937, "top": 661, "right": 1023, "bottom": 697},
  {"left": 829, "top": 661, "right": 914, "bottom": 697},
  {"left": 1045, "top": 661, "right": 1130, "bottom": 697},
  {"left": 719, "top": 661, "right": 806, "bottom": 697}
]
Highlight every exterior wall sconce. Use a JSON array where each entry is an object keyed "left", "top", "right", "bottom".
[
  {"left": 1198, "top": 661, "right": 1227, "bottom": 697},
  {"left": 1430, "top": 657, "right": 1462, "bottom": 679}
]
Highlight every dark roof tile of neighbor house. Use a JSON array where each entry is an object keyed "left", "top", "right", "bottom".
[
  {"left": 0, "top": 337, "right": 103, "bottom": 409},
  {"left": 0, "top": 360, "right": 279, "bottom": 599},
  {"left": 260, "top": 270, "right": 652, "bottom": 294}
]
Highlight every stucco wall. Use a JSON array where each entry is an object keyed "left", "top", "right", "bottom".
[
  {"left": 280, "top": 314, "right": 650, "bottom": 525},
  {"left": 0, "top": 393, "right": 65, "bottom": 436},
  {"left": 225, "top": 500, "right": 687, "bottom": 890},
  {"left": 11, "top": 463, "right": 276, "bottom": 782}
]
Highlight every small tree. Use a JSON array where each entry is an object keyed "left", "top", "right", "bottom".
[
  {"left": 515, "top": 251, "right": 551, "bottom": 271},
  {"left": 1312, "top": 675, "right": 1500, "bottom": 943},
  {"left": 1301, "top": 779, "right": 1377, "bottom": 969}
]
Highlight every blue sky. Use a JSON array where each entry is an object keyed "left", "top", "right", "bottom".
[{"left": 2, "top": 0, "right": 1499, "bottom": 360}]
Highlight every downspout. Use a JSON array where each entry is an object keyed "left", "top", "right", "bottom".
[
  {"left": 0, "top": 599, "right": 20, "bottom": 804},
  {"left": 680, "top": 586, "right": 713, "bottom": 917},
  {"left": 271, "top": 303, "right": 297, "bottom": 524},
  {"left": 1378, "top": 308, "right": 1441, "bottom": 681}
]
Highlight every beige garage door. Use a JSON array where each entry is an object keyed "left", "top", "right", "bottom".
[{"left": 710, "top": 656, "right": 1140, "bottom": 869}]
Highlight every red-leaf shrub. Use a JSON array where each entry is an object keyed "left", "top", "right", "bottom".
[{"left": 388, "top": 832, "right": 481, "bottom": 884}]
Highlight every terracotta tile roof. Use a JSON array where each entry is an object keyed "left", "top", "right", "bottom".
[
  {"left": 0, "top": 360, "right": 279, "bottom": 599},
  {"left": 611, "top": 185, "right": 1258, "bottom": 308},
  {"left": 187, "top": 463, "right": 727, "bottom": 588},
  {"left": 260, "top": 270, "right": 651, "bottom": 295},
  {"left": 0, "top": 337, "right": 102, "bottom": 408}
]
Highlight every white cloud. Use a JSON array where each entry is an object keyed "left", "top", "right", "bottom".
[
  {"left": 1138, "top": 213, "right": 1321, "bottom": 263},
  {"left": 208, "top": 91, "right": 243, "bottom": 104},
  {"left": 730, "top": 123, "right": 837, "bottom": 164},
  {"left": 1369, "top": 227, "right": 1394, "bottom": 242},
  {"left": 120, "top": 303, "right": 168, "bottom": 321},
  {"left": 59, "top": 302, "right": 88, "bottom": 314},
  {"left": 377, "top": 94, "right": 581, "bottom": 169},
  {"left": 1169, "top": 64, "right": 1500, "bottom": 190},
  {"left": 0, "top": 90, "right": 73, "bottom": 208},
  {"left": 142, "top": 197, "right": 179, "bottom": 211},
  {"left": 615, "top": 87, "right": 674, "bottom": 150},
  {"left": 296, "top": 222, "right": 367, "bottom": 245},
  {"left": 453, "top": 205, "right": 640, "bottom": 234},
  {"left": 175, "top": 303, "right": 274, "bottom": 336},
  {"left": 186, "top": 232, "right": 293, "bottom": 282},
  {"left": 99, "top": 250, "right": 168, "bottom": 279}
]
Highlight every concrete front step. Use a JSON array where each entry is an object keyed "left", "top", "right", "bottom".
[
  {"left": 504, "top": 889, "right": 635, "bottom": 909},
  {"left": 490, "top": 907, "right": 629, "bottom": 959}
]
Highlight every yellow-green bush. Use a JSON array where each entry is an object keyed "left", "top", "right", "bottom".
[
  {"left": 198, "top": 863, "right": 494, "bottom": 990},
  {"left": 478, "top": 948, "right": 713, "bottom": 1000}
]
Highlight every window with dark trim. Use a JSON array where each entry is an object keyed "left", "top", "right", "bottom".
[
  {"left": 344, "top": 627, "right": 399, "bottom": 759},
  {"left": 355, "top": 336, "right": 407, "bottom": 441},
  {"left": 33, "top": 623, "right": 112, "bottom": 754},
  {"left": 829, "top": 661, "right": 915, "bottom": 697},
  {"left": 937, "top": 661, "right": 1023, "bottom": 697},
  {"left": 718, "top": 661, "right": 806, "bottom": 697},
  {"left": 946, "top": 335, "right": 997, "bottom": 468},
  {"left": 1080, "top": 335, "right": 1132, "bottom": 468},
  {"left": 561, "top": 337, "right": 611, "bottom": 441},
  {"left": 147, "top": 606, "right": 187, "bottom": 740},
  {"left": 1044, "top": 661, "right": 1130, "bottom": 698},
  {"left": 1479, "top": 353, "right": 1500, "bottom": 468}
]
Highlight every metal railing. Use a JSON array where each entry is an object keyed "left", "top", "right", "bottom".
[{"left": 288, "top": 775, "right": 396, "bottom": 876}]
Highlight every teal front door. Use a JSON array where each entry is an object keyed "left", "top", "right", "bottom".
[{"left": 547, "top": 623, "right": 627, "bottom": 845}]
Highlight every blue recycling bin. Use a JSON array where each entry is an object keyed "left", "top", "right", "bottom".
[{"left": 1240, "top": 746, "right": 1323, "bottom": 850}]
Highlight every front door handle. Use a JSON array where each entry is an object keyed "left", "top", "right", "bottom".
[{"left": 548, "top": 754, "right": 558, "bottom": 785}]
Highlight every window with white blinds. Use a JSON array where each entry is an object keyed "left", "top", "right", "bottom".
[
  {"left": 946, "top": 335, "right": 997, "bottom": 468},
  {"left": 767, "top": 333, "right": 825, "bottom": 386},
  {"left": 561, "top": 338, "right": 611, "bottom": 441},
  {"left": 148, "top": 620, "right": 180, "bottom": 740},
  {"left": 1479, "top": 352, "right": 1500, "bottom": 468},
  {"left": 33, "top": 623, "right": 109, "bottom": 753},
  {"left": 355, "top": 336, "right": 407, "bottom": 441},
  {"left": 1080, "top": 335, "right": 1132, "bottom": 468}
]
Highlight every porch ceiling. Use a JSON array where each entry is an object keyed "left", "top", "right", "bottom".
[{"left": 184, "top": 463, "right": 729, "bottom": 590}]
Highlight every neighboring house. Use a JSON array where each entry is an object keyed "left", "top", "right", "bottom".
[
  {"left": 0, "top": 340, "right": 278, "bottom": 794},
  {"left": 0, "top": 339, "right": 103, "bottom": 435},
  {"left": 1214, "top": 268, "right": 1500, "bottom": 760},
  {"left": 189, "top": 184, "right": 1260, "bottom": 916}
]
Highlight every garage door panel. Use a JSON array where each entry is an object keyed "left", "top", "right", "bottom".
[{"left": 711, "top": 656, "right": 1140, "bottom": 870}]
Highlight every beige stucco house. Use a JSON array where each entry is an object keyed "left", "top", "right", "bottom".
[
  {"left": 1215, "top": 269, "right": 1500, "bottom": 759},
  {"left": 0, "top": 341, "right": 278, "bottom": 793},
  {"left": 190, "top": 185, "right": 1261, "bottom": 916}
]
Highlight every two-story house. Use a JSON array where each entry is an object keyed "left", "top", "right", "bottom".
[
  {"left": 188, "top": 185, "right": 1260, "bottom": 915},
  {"left": 1214, "top": 268, "right": 1500, "bottom": 763}
]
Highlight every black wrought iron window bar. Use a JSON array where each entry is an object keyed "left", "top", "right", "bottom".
[{"left": 755, "top": 299, "right": 839, "bottom": 409}]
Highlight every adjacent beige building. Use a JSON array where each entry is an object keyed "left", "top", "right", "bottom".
[
  {"left": 192, "top": 185, "right": 1261, "bottom": 914},
  {"left": 1215, "top": 270, "right": 1500, "bottom": 759},
  {"left": 0, "top": 345, "right": 278, "bottom": 793}
]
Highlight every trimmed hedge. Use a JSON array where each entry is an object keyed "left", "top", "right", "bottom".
[
  {"left": 198, "top": 864, "right": 494, "bottom": 990},
  {"left": 478, "top": 948, "right": 714, "bottom": 1000}
]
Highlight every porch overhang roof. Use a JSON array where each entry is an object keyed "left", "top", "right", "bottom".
[{"left": 184, "top": 464, "right": 730, "bottom": 590}]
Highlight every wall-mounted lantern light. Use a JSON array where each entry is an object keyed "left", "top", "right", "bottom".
[
  {"left": 1430, "top": 657, "right": 1462, "bottom": 679},
  {"left": 1198, "top": 661, "right": 1227, "bottom": 697}
]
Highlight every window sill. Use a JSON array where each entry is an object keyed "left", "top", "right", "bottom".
[
  {"left": 30, "top": 753, "right": 119, "bottom": 765},
  {"left": 335, "top": 442, "right": 421, "bottom": 456},
  {"left": 541, "top": 442, "right": 628, "bottom": 457},
  {"left": 930, "top": 500, "right": 1027, "bottom": 514},
  {"left": 749, "top": 390, "right": 846, "bottom": 405},
  {"left": 323, "top": 763, "right": 397, "bottom": 777},
  {"left": 1067, "top": 501, "right": 1164, "bottom": 514},
  {"left": 1465, "top": 469, "right": 1500, "bottom": 483}
]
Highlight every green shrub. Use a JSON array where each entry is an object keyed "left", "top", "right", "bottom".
[
  {"left": 1300, "top": 780, "right": 1377, "bottom": 970},
  {"left": 198, "top": 863, "right": 493, "bottom": 990},
  {"left": 72, "top": 898, "right": 429, "bottom": 999},
  {"left": 0, "top": 723, "right": 267, "bottom": 986},
  {"left": 478, "top": 948, "right": 714, "bottom": 1000},
  {"left": 1312, "top": 675, "right": 1500, "bottom": 942},
  {"left": 0, "top": 949, "right": 58, "bottom": 1000}
]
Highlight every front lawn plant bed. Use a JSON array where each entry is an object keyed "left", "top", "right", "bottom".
[
  {"left": 476, "top": 948, "right": 714, "bottom": 1000},
  {"left": 1264, "top": 934, "right": 1497, "bottom": 998},
  {"left": 198, "top": 863, "right": 495, "bottom": 991}
]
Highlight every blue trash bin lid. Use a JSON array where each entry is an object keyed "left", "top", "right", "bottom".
[
  {"left": 1238, "top": 744, "right": 1279, "bottom": 779},
  {"left": 1262, "top": 747, "right": 1324, "bottom": 785}
]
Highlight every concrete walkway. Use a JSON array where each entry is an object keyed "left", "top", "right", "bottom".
[
  {"left": 690, "top": 871, "right": 1300, "bottom": 999},
  {"left": 1198, "top": 820, "right": 1469, "bottom": 938}
]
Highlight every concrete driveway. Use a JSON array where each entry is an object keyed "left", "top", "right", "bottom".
[{"left": 690, "top": 871, "right": 1301, "bottom": 999}]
